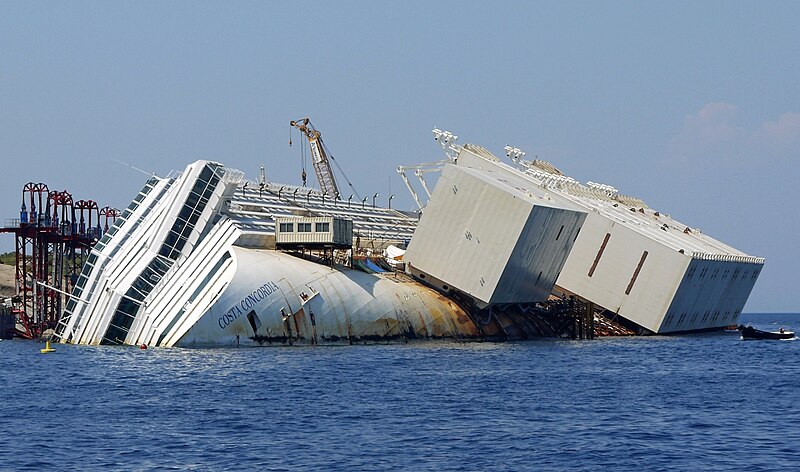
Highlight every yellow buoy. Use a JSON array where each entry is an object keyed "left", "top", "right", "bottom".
[{"left": 40, "top": 340, "right": 56, "bottom": 354}]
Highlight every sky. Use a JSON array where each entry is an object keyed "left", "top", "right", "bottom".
[{"left": 1, "top": 1, "right": 798, "bottom": 312}]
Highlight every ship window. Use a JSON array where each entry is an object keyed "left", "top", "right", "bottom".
[
  {"left": 315, "top": 222, "right": 330, "bottom": 232},
  {"left": 64, "top": 298, "right": 77, "bottom": 314},
  {"left": 279, "top": 222, "right": 294, "bottom": 233},
  {"left": 298, "top": 223, "right": 312, "bottom": 232},
  {"left": 555, "top": 225, "right": 564, "bottom": 241},
  {"left": 75, "top": 273, "right": 88, "bottom": 290}
]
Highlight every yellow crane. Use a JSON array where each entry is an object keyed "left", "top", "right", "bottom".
[{"left": 289, "top": 118, "right": 340, "bottom": 197}]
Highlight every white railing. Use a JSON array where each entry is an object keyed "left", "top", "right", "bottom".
[{"left": 691, "top": 252, "right": 765, "bottom": 264}]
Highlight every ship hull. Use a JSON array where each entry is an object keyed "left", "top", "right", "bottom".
[{"left": 176, "top": 247, "right": 481, "bottom": 347}]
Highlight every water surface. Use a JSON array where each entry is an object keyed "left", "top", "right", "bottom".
[{"left": 1, "top": 313, "right": 798, "bottom": 471}]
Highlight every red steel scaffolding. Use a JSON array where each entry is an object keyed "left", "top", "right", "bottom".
[{"left": 0, "top": 182, "right": 117, "bottom": 338}]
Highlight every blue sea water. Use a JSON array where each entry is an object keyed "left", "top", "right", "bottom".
[{"left": 1, "top": 313, "right": 799, "bottom": 471}]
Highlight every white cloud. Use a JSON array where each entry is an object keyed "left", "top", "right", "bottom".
[
  {"left": 668, "top": 103, "right": 800, "bottom": 164},
  {"left": 693, "top": 102, "right": 738, "bottom": 123},
  {"left": 760, "top": 112, "right": 800, "bottom": 146}
]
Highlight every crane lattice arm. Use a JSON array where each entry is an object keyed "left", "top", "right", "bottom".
[{"left": 290, "top": 118, "right": 340, "bottom": 197}]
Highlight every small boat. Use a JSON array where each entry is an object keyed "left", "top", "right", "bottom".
[{"left": 738, "top": 325, "right": 796, "bottom": 340}]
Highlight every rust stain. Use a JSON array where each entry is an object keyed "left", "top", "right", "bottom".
[{"left": 415, "top": 310, "right": 430, "bottom": 337}]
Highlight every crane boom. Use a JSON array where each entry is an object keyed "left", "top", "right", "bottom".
[{"left": 289, "top": 118, "right": 340, "bottom": 196}]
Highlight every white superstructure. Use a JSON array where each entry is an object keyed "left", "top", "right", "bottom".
[
  {"left": 428, "top": 140, "right": 764, "bottom": 333},
  {"left": 404, "top": 162, "right": 586, "bottom": 308}
]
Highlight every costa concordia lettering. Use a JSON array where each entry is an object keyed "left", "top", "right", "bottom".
[{"left": 52, "top": 130, "right": 763, "bottom": 347}]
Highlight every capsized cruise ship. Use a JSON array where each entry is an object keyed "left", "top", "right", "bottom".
[{"left": 52, "top": 128, "right": 763, "bottom": 346}]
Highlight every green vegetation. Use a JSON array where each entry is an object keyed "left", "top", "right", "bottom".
[{"left": 0, "top": 252, "right": 14, "bottom": 266}]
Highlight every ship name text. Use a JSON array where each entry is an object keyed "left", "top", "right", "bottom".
[{"left": 218, "top": 281, "right": 280, "bottom": 329}]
